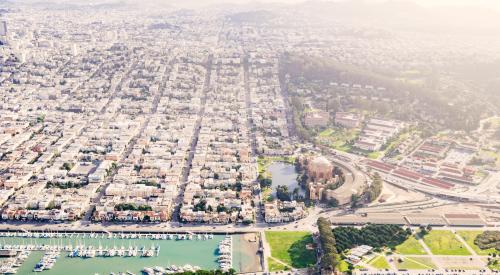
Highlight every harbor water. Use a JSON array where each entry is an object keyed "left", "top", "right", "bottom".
[{"left": 0, "top": 233, "right": 234, "bottom": 274}]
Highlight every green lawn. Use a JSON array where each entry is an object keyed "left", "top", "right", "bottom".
[
  {"left": 268, "top": 257, "right": 288, "bottom": 271},
  {"left": 457, "top": 230, "right": 499, "bottom": 255},
  {"left": 265, "top": 231, "right": 316, "bottom": 268},
  {"left": 319, "top": 128, "right": 335, "bottom": 137},
  {"left": 489, "top": 259, "right": 500, "bottom": 271},
  {"left": 422, "top": 230, "right": 471, "bottom": 256},
  {"left": 395, "top": 236, "right": 427, "bottom": 255},
  {"left": 261, "top": 187, "right": 273, "bottom": 202},
  {"left": 338, "top": 260, "right": 350, "bottom": 272},
  {"left": 316, "top": 127, "right": 359, "bottom": 152},
  {"left": 396, "top": 257, "right": 437, "bottom": 270},
  {"left": 367, "top": 255, "right": 391, "bottom": 269},
  {"left": 367, "top": 151, "right": 382, "bottom": 159}
]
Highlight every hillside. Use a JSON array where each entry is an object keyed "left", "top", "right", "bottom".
[{"left": 281, "top": 53, "right": 493, "bottom": 132}]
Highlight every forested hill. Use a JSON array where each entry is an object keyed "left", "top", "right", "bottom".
[{"left": 281, "top": 53, "right": 494, "bottom": 132}]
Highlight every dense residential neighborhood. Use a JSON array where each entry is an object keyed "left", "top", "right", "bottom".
[{"left": 1, "top": 0, "right": 500, "bottom": 274}]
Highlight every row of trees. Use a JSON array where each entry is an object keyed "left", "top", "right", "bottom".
[
  {"left": 290, "top": 96, "right": 313, "bottom": 142},
  {"left": 364, "top": 173, "right": 383, "bottom": 202},
  {"left": 317, "top": 217, "right": 339, "bottom": 271},
  {"left": 134, "top": 179, "right": 158, "bottom": 187},
  {"left": 46, "top": 180, "right": 88, "bottom": 189},
  {"left": 193, "top": 199, "right": 237, "bottom": 214},
  {"left": 114, "top": 203, "right": 152, "bottom": 211}
]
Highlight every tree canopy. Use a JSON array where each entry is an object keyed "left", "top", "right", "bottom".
[{"left": 333, "top": 224, "right": 411, "bottom": 251}]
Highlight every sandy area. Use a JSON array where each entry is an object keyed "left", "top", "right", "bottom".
[{"left": 233, "top": 233, "right": 263, "bottom": 273}]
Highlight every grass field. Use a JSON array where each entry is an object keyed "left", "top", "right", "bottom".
[
  {"left": 367, "top": 255, "right": 391, "bottom": 269},
  {"left": 422, "top": 230, "right": 471, "bottom": 256},
  {"left": 396, "top": 257, "right": 437, "bottom": 270},
  {"left": 395, "top": 236, "right": 427, "bottom": 255},
  {"left": 316, "top": 127, "right": 359, "bottom": 152},
  {"left": 268, "top": 257, "right": 288, "bottom": 271},
  {"left": 338, "top": 260, "right": 350, "bottom": 272},
  {"left": 265, "top": 231, "right": 316, "bottom": 268},
  {"left": 457, "top": 231, "right": 499, "bottom": 255}
]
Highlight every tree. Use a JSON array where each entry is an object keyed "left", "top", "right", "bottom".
[
  {"left": 234, "top": 181, "right": 242, "bottom": 192},
  {"left": 258, "top": 176, "right": 272, "bottom": 188},
  {"left": 317, "top": 217, "right": 338, "bottom": 271},
  {"left": 216, "top": 204, "right": 227, "bottom": 213},
  {"left": 61, "top": 162, "right": 74, "bottom": 171},
  {"left": 276, "top": 185, "right": 292, "bottom": 201},
  {"left": 350, "top": 194, "right": 360, "bottom": 208},
  {"left": 326, "top": 197, "right": 339, "bottom": 208},
  {"left": 333, "top": 224, "right": 411, "bottom": 251},
  {"left": 297, "top": 173, "right": 309, "bottom": 187},
  {"left": 194, "top": 200, "right": 207, "bottom": 212},
  {"left": 292, "top": 187, "right": 300, "bottom": 199},
  {"left": 419, "top": 225, "right": 428, "bottom": 237},
  {"left": 364, "top": 173, "right": 383, "bottom": 202},
  {"left": 45, "top": 200, "right": 57, "bottom": 210}
]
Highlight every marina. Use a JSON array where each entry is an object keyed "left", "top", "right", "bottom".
[
  {"left": 0, "top": 231, "right": 251, "bottom": 275},
  {"left": 217, "top": 236, "right": 232, "bottom": 271}
]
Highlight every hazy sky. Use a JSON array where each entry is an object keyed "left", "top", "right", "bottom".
[
  {"left": 172, "top": 0, "right": 500, "bottom": 11},
  {"left": 13, "top": 0, "right": 500, "bottom": 12},
  {"left": 316, "top": 0, "right": 499, "bottom": 10},
  {"left": 376, "top": 0, "right": 500, "bottom": 9},
  {"left": 220, "top": 0, "right": 500, "bottom": 11}
]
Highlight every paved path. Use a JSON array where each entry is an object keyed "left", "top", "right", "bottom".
[
  {"left": 268, "top": 256, "right": 292, "bottom": 269},
  {"left": 400, "top": 255, "right": 434, "bottom": 269},
  {"left": 417, "top": 237, "right": 443, "bottom": 270},
  {"left": 454, "top": 231, "right": 477, "bottom": 256}
]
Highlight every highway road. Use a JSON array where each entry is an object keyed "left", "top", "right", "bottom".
[{"left": 378, "top": 172, "right": 500, "bottom": 204}]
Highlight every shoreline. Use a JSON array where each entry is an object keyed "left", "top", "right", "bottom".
[
  {"left": 232, "top": 233, "right": 263, "bottom": 273},
  {"left": 0, "top": 227, "right": 261, "bottom": 234}
]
